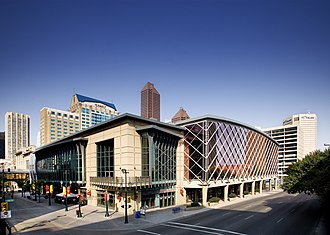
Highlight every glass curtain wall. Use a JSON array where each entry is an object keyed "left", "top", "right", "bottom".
[
  {"left": 96, "top": 139, "right": 114, "bottom": 177},
  {"left": 183, "top": 119, "right": 278, "bottom": 183},
  {"left": 36, "top": 142, "right": 85, "bottom": 183}
]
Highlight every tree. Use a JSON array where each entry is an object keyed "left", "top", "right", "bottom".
[{"left": 283, "top": 148, "right": 330, "bottom": 209}]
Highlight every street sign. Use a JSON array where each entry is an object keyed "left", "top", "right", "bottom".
[
  {"left": 5, "top": 199, "right": 14, "bottom": 203},
  {"left": 1, "top": 210, "right": 11, "bottom": 219}
]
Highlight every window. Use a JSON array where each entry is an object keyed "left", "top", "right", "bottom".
[
  {"left": 96, "top": 139, "right": 114, "bottom": 177},
  {"left": 141, "top": 134, "right": 149, "bottom": 177}
]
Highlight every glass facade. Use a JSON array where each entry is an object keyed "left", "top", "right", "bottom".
[
  {"left": 182, "top": 119, "right": 278, "bottom": 183},
  {"left": 36, "top": 141, "right": 85, "bottom": 184},
  {"left": 140, "top": 130, "right": 178, "bottom": 184},
  {"left": 96, "top": 139, "right": 114, "bottom": 177}
]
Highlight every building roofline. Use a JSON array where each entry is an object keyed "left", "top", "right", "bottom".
[
  {"left": 176, "top": 114, "right": 278, "bottom": 145},
  {"left": 136, "top": 125, "right": 183, "bottom": 139},
  {"left": 35, "top": 113, "right": 184, "bottom": 153},
  {"left": 75, "top": 94, "right": 117, "bottom": 111}
]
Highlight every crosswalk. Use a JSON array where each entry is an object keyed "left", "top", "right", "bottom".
[{"left": 137, "top": 221, "right": 247, "bottom": 235}]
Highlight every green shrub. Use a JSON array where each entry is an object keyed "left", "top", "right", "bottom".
[
  {"left": 243, "top": 191, "right": 250, "bottom": 195},
  {"left": 208, "top": 197, "right": 221, "bottom": 203},
  {"left": 229, "top": 193, "right": 237, "bottom": 198}
]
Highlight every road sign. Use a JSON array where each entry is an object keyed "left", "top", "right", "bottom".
[
  {"left": 1, "top": 210, "right": 11, "bottom": 219},
  {"left": 5, "top": 199, "right": 14, "bottom": 203},
  {"left": 46, "top": 185, "right": 49, "bottom": 193}
]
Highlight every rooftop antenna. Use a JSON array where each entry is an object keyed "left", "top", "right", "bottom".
[{"left": 73, "top": 88, "right": 76, "bottom": 95}]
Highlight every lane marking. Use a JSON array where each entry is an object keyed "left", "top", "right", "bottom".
[
  {"left": 167, "top": 221, "right": 247, "bottom": 235},
  {"left": 244, "top": 215, "right": 254, "bottom": 220},
  {"left": 163, "top": 223, "right": 223, "bottom": 235},
  {"left": 137, "top": 230, "right": 162, "bottom": 235},
  {"left": 223, "top": 212, "right": 231, "bottom": 216},
  {"left": 276, "top": 218, "right": 284, "bottom": 223}
]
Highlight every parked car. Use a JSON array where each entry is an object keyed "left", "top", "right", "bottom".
[{"left": 55, "top": 193, "right": 79, "bottom": 204}]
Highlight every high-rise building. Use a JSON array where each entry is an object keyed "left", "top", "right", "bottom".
[
  {"left": 262, "top": 125, "right": 304, "bottom": 183},
  {"left": 40, "top": 107, "right": 80, "bottom": 146},
  {"left": 0, "top": 132, "right": 5, "bottom": 159},
  {"left": 262, "top": 113, "right": 317, "bottom": 184},
  {"left": 141, "top": 82, "right": 160, "bottom": 121},
  {"left": 40, "top": 94, "right": 119, "bottom": 146},
  {"left": 69, "top": 94, "right": 119, "bottom": 130},
  {"left": 171, "top": 107, "right": 190, "bottom": 123},
  {"left": 5, "top": 112, "right": 30, "bottom": 161},
  {"left": 283, "top": 113, "right": 317, "bottom": 156}
]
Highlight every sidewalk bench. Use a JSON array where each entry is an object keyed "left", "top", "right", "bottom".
[{"left": 172, "top": 207, "right": 182, "bottom": 213}]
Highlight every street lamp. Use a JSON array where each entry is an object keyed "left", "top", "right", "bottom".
[
  {"left": 121, "top": 169, "right": 129, "bottom": 224},
  {"left": 324, "top": 143, "right": 330, "bottom": 149}
]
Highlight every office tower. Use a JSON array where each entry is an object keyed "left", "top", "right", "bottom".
[
  {"left": 283, "top": 113, "right": 317, "bottom": 156},
  {"left": 5, "top": 112, "right": 30, "bottom": 161},
  {"left": 40, "top": 107, "right": 80, "bottom": 146},
  {"left": 262, "top": 113, "right": 317, "bottom": 184},
  {"left": 263, "top": 125, "right": 304, "bottom": 184},
  {"left": 0, "top": 132, "right": 5, "bottom": 159},
  {"left": 69, "top": 94, "right": 119, "bottom": 130},
  {"left": 141, "top": 82, "right": 160, "bottom": 121},
  {"left": 171, "top": 107, "right": 190, "bottom": 123},
  {"left": 40, "top": 94, "right": 119, "bottom": 146}
]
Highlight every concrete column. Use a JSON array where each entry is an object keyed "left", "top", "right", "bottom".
[
  {"left": 274, "top": 178, "right": 278, "bottom": 190},
  {"left": 224, "top": 185, "right": 229, "bottom": 202},
  {"left": 251, "top": 181, "right": 255, "bottom": 195},
  {"left": 240, "top": 183, "right": 244, "bottom": 198},
  {"left": 202, "top": 186, "right": 208, "bottom": 207},
  {"left": 259, "top": 180, "right": 263, "bottom": 194}
]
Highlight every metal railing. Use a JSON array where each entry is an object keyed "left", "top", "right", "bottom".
[{"left": 90, "top": 176, "right": 151, "bottom": 188}]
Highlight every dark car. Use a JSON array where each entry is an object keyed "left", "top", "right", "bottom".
[{"left": 55, "top": 193, "right": 79, "bottom": 204}]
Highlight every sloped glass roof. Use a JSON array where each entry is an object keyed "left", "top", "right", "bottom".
[{"left": 76, "top": 94, "right": 117, "bottom": 111}]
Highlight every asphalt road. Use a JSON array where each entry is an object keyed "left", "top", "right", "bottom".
[
  {"left": 5, "top": 191, "right": 326, "bottom": 235},
  {"left": 128, "top": 192, "right": 323, "bottom": 235}
]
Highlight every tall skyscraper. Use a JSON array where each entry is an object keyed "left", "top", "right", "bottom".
[
  {"left": 283, "top": 113, "right": 317, "bottom": 156},
  {"left": 5, "top": 112, "right": 30, "bottom": 161},
  {"left": 141, "top": 82, "right": 160, "bottom": 121},
  {"left": 40, "top": 94, "right": 119, "bottom": 146},
  {"left": 171, "top": 107, "right": 190, "bottom": 123}
]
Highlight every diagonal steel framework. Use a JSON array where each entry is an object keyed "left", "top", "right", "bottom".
[{"left": 183, "top": 119, "right": 278, "bottom": 184}]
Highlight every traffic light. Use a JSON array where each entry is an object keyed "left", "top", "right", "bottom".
[{"left": 1, "top": 202, "right": 8, "bottom": 212}]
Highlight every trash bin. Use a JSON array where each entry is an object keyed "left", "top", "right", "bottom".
[{"left": 135, "top": 211, "right": 141, "bottom": 218}]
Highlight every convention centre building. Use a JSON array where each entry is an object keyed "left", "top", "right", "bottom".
[{"left": 34, "top": 113, "right": 278, "bottom": 215}]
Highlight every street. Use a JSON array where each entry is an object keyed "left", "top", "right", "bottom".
[
  {"left": 126, "top": 192, "right": 324, "bottom": 235},
  {"left": 4, "top": 190, "right": 326, "bottom": 235}
]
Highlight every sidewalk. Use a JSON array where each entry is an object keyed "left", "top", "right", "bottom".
[{"left": 10, "top": 189, "right": 286, "bottom": 234}]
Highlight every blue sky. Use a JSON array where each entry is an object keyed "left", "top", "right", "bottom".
[{"left": 0, "top": 0, "right": 329, "bottom": 150}]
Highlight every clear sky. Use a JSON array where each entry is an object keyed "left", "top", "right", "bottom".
[{"left": 0, "top": 0, "right": 329, "bottom": 150}]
